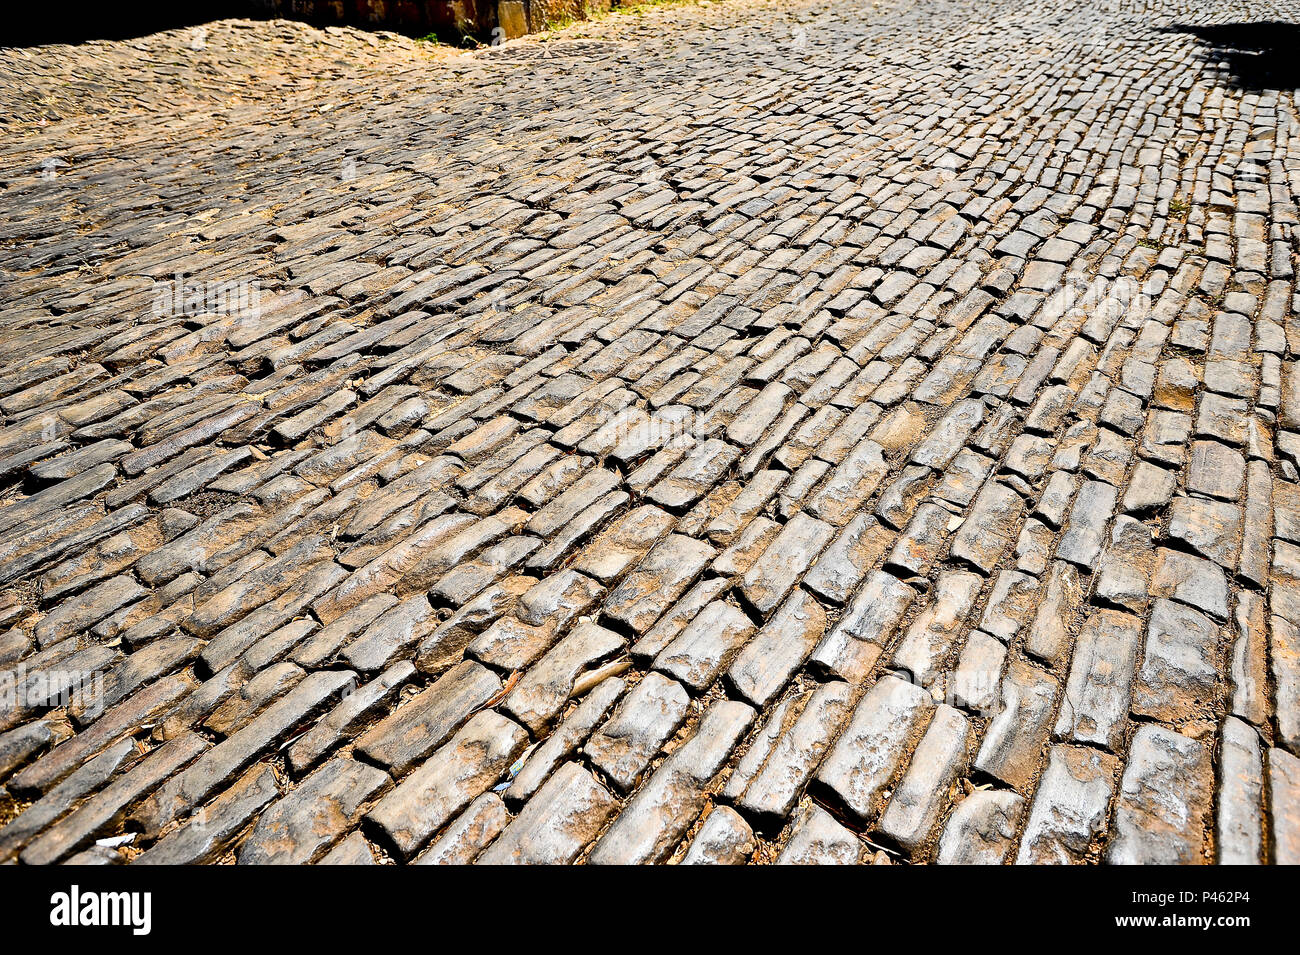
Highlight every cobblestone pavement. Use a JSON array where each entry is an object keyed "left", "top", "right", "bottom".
[{"left": 1, "top": 0, "right": 1298, "bottom": 865}]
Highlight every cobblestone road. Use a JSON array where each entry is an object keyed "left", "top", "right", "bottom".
[{"left": 1, "top": 0, "right": 1299, "bottom": 864}]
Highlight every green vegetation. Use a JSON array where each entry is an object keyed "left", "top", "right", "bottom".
[
  {"left": 557, "top": 0, "right": 708, "bottom": 31},
  {"left": 413, "top": 0, "right": 711, "bottom": 46},
  {"left": 610, "top": 0, "right": 705, "bottom": 17}
]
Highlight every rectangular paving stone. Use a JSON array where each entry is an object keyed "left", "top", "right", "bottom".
[
  {"left": 477, "top": 762, "right": 618, "bottom": 865},
  {"left": 951, "top": 631, "right": 1007, "bottom": 715},
  {"left": 354, "top": 660, "right": 501, "bottom": 775},
  {"left": 1270, "top": 748, "right": 1300, "bottom": 865},
  {"left": 937, "top": 789, "right": 1025, "bottom": 865},
  {"left": 726, "top": 588, "right": 826, "bottom": 708},
  {"left": 776, "top": 803, "right": 863, "bottom": 865},
  {"left": 365, "top": 711, "right": 528, "bottom": 860},
  {"left": 884, "top": 502, "right": 952, "bottom": 578},
  {"left": 569, "top": 504, "right": 675, "bottom": 582},
  {"left": 415, "top": 576, "right": 531, "bottom": 674},
  {"left": 890, "top": 570, "right": 982, "bottom": 689},
  {"left": 802, "top": 513, "right": 893, "bottom": 605},
  {"left": 288, "top": 662, "right": 414, "bottom": 775},
  {"left": 629, "top": 576, "right": 730, "bottom": 663},
  {"left": 646, "top": 438, "right": 739, "bottom": 512},
  {"left": 877, "top": 703, "right": 970, "bottom": 852},
  {"left": 136, "top": 762, "right": 281, "bottom": 865},
  {"left": 1106, "top": 725, "right": 1212, "bottom": 865},
  {"left": 813, "top": 674, "right": 933, "bottom": 823},
  {"left": 504, "top": 676, "right": 625, "bottom": 808},
  {"left": 680, "top": 805, "right": 756, "bottom": 865},
  {"left": 414, "top": 792, "right": 510, "bottom": 866},
  {"left": 468, "top": 571, "right": 605, "bottom": 672},
  {"left": 1053, "top": 609, "right": 1142, "bottom": 751},
  {"left": 501, "top": 622, "right": 626, "bottom": 734},
  {"left": 703, "top": 469, "right": 787, "bottom": 543},
  {"left": 711, "top": 515, "right": 780, "bottom": 577},
  {"left": 588, "top": 699, "right": 753, "bottom": 864},
  {"left": 1093, "top": 515, "right": 1155, "bottom": 613},
  {"left": 949, "top": 480, "right": 1025, "bottom": 574},
  {"left": 340, "top": 594, "right": 438, "bottom": 674},
  {"left": 584, "top": 671, "right": 689, "bottom": 793},
  {"left": 1131, "top": 598, "right": 1221, "bottom": 724},
  {"left": 808, "top": 570, "right": 915, "bottom": 683},
  {"left": 738, "top": 512, "right": 834, "bottom": 616},
  {"left": 973, "top": 657, "right": 1059, "bottom": 790},
  {"left": 735, "top": 681, "right": 854, "bottom": 826},
  {"left": 653, "top": 600, "right": 755, "bottom": 693},
  {"left": 1217, "top": 716, "right": 1264, "bottom": 865},
  {"left": 1016, "top": 745, "right": 1118, "bottom": 865},
  {"left": 806, "top": 438, "right": 890, "bottom": 525},
  {"left": 239, "top": 757, "right": 391, "bottom": 865},
  {"left": 601, "top": 533, "right": 715, "bottom": 635}
]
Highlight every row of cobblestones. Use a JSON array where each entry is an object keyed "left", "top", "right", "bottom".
[{"left": 1, "top": 0, "right": 1298, "bottom": 864}]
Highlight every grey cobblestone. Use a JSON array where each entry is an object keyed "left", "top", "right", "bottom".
[{"left": 1, "top": 0, "right": 1297, "bottom": 865}]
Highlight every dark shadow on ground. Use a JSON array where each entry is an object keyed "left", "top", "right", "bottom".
[
  {"left": 2, "top": 1, "right": 271, "bottom": 48},
  {"left": 1163, "top": 21, "right": 1300, "bottom": 90}
]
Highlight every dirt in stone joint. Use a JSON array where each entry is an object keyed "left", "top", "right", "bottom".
[{"left": 0, "top": 0, "right": 1296, "bottom": 866}]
